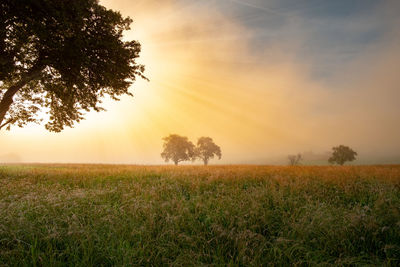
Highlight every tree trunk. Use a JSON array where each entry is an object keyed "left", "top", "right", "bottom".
[
  {"left": 0, "top": 67, "right": 44, "bottom": 128},
  {"left": 203, "top": 158, "right": 208, "bottom": 166},
  {"left": 174, "top": 161, "right": 178, "bottom": 166}
]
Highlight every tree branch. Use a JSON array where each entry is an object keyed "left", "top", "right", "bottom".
[
  {"left": 0, "top": 118, "right": 13, "bottom": 130},
  {"left": 0, "top": 66, "right": 44, "bottom": 127}
]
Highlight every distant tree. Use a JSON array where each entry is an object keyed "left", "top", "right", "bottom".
[
  {"left": 161, "top": 134, "right": 196, "bottom": 165},
  {"left": 0, "top": 0, "right": 146, "bottom": 132},
  {"left": 328, "top": 145, "right": 357, "bottom": 165},
  {"left": 196, "top": 137, "right": 221, "bottom": 165},
  {"left": 288, "top": 153, "right": 302, "bottom": 166}
]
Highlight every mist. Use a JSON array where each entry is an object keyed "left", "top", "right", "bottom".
[{"left": 1, "top": 0, "right": 399, "bottom": 164}]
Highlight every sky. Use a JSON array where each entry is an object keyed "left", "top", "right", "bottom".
[{"left": 1, "top": 0, "right": 400, "bottom": 164}]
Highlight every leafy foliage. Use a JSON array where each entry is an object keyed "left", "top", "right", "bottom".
[
  {"left": 196, "top": 137, "right": 221, "bottom": 165},
  {"left": 328, "top": 145, "right": 357, "bottom": 165},
  {"left": 0, "top": 0, "right": 145, "bottom": 131},
  {"left": 161, "top": 134, "right": 196, "bottom": 165}
]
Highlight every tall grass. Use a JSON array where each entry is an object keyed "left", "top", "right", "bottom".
[{"left": 0, "top": 165, "right": 399, "bottom": 265}]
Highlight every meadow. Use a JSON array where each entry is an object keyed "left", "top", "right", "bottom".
[{"left": 0, "top": 164, "right": 399, "bottom": 266}]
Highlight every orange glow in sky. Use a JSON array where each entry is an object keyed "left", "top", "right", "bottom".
[{"left": 1, "top": 0, "right": 400, "bottom": 164}]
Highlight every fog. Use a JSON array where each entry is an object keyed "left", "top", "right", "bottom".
[{"left": 1, "top": 0, "right": 399, "bottom": 164}]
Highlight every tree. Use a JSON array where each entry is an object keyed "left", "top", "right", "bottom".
[
  {"left": 161, "top": 134, "right": 196, "bottom": 165},
  {"left": 196, "top": 137, "right": 221, "bottom": 165},
  {"left": 0, "top": 0, "right": 145, "bottom": 132},
  {"left": 288, "top": 153, "right": 302, "bottom": 166},
  {"left": 328, "top": 145, "right": 357, "bottom": 165}
]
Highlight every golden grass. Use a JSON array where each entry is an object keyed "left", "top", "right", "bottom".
[{"left": 0, "top": 164, "right": 399, "bottom": 265}]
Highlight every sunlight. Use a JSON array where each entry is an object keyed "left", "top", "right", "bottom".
[
  {"left": 1, "top": 0, "right": 400, "bottom": 164},
  {"left": 1, "top": 1, "right": 399, "bottom": 265}
]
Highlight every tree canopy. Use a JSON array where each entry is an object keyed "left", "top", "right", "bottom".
[
  {"left": 328, "top": 145, "right": 357, "bottom": 165},
  {"left": 196, "top": 137, "right": 221, "bottom": 165},
  {"left": 161, "top": 134, "right": 196, "bottom": 165},
  {"left": 0, "top": 0, "right": 145, "bottom": 131}
]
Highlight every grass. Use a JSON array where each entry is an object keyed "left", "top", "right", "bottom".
[{"left": 0, "top": 164, "right": 399, "bottom": 266}]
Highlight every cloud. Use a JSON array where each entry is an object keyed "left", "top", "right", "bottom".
[{"left": 1, "top": 0, "right": 399, "bottom": 164}]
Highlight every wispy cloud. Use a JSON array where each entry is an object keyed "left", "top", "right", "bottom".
[{"left": 1, "top": 0, "right": 399, "bottom": 164}]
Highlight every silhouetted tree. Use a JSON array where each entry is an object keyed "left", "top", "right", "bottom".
[
  {"left": 0, "top": 0, "right": 145, "bottom": 131},
  {"left": 161, "top": 134, "right": 196, "bottom": 165},
  {"left": 328, "top": 145, "right": 357, "bottom": 165},
  {"left": 196, "top": 137, "right": 221, "bottom": 165},
  {"left": 288, "top": 153, "right": 302, "bottom": 166}
]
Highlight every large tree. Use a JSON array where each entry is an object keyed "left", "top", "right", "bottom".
[
  {"left": 161, "top": 134, "right": 196, "bottom": 165},
  {"left": 0, "top": 0, "right": 145, "bottom": 132},
  {"left": 328, "top": 145, "right": 357, "bottom": 165},
  {"left": 196, "top": 137, "right": 221, "bottom": 165}
]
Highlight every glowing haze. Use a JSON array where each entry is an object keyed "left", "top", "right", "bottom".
[{"left": 1, "top": 0, "right": 400, "bottom": 164}]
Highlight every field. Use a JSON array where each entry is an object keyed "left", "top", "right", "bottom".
[{"left": 0, "top": 165, "right": 399, "bottom": 266}]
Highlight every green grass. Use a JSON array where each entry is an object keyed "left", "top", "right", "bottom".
[{"left": 0, "top": 164, "right": 399, "bottom": 266}]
